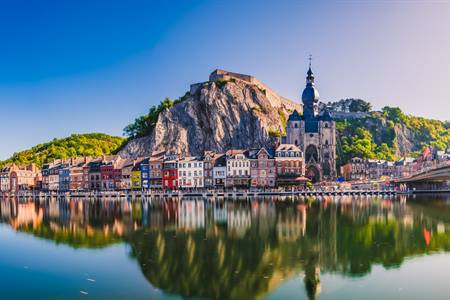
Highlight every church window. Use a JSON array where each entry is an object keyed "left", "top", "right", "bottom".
[
  {"left": 295, "top": 123, "right": 298, "bottom": 128},
  {"left": 325, "top": 140, "right": 329, "bottom": 145},
  {"left": 294, "top": 140, "right": 298, "bottom": 146},
  {"left": 305, "top": 145, "right": 319, "bottom": 162},
  {"left": 324, "top": 123, "right": 329, "bottom": 128}
]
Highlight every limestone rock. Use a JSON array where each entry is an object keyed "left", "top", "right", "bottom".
[{"left": 119, "top": 72, "right": 301, "bottom": 158}]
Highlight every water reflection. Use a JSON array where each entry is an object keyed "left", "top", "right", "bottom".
[{"left": 1, "top": 194, "right": 450, "bottom": 299}]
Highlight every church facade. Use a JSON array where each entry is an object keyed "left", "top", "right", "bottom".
[{"left": 285, "top": 66, "right": 337, "bottom": 182}]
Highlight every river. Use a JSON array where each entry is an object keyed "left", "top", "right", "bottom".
[{"left": 0, "top": 194, "right": 449, "bottom": 300}]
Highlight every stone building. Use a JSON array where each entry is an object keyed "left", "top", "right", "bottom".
[{"left": 285, "top": 65, "right": 337, "bottom": 182}]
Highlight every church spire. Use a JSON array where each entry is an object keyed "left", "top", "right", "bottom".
[
  {"left": 306, "top": 54, "right": 315, "bottom": 85},
  {"left": 301, "top": 55, "right": 320, "bottom": 118}
]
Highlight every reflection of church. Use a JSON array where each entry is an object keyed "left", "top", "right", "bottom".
[{"left": 285, "top": 63, "right": 337, "bottom": 182}]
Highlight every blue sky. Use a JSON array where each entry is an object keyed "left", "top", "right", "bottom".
[{"left": 2, "top": 0, "right": 450, "bottom": 159}]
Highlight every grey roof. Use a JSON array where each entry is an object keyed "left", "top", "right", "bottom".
[{"left": 288, "top": 110, "right": 302, "bottom": 121}]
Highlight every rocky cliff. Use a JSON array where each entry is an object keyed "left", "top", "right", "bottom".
[{"left": 119, "top": 71, "right": 301, "bottom": 158}]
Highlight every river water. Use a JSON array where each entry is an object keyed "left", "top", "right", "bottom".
[{"left": 0, "top": 194, "right": 449, "bottom": 300}]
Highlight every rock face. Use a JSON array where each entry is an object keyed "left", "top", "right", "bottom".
[{"left": 118, "top": 70, "right": 301, "bottom": 158}]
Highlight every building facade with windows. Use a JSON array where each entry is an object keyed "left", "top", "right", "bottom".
[
  {"left": 162, "top": 154, "right": 178, "bottom": 190},
  {"left": 226, "top": 150, "right": 251, "bottom": 188},
  {"left": 178, "top": 156, "right": 204, "bottom": 189},
  {"left": 275, "top": 144, "right": 305, "bottom": 186},
  {"left": 249, "top": 148, "right": 276, "bottom": 188},
  {"left": 149, "top": 153, "right": 164, "bottom": 189},
  {"left": 213, "top": 154, "right": 227, "bottom": 188}
]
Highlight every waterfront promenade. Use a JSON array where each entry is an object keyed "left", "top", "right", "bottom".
[{"left": 0, "top": 188, "right": 398, "bottom": 202}]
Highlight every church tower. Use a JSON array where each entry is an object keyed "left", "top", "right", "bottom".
[{"left": 285, "top": 60, "right": 337, "bottom": 182}]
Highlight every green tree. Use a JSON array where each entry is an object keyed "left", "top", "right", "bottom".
[{"left": 349, "top": 99, "right": 372, "bottom": 112}]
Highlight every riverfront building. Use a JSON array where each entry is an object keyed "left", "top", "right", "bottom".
[
  {"left": 213, "top": 154, "right": 227, "bottom": 188},
  {"left": 226, "top": 150, "right": 251, "bottom": 188},
  {"left": 162, "top": 154, "right": 178, "bottom": 190},
  {"left": 178, "top": 156, "right": 204, "bottom": 189},
  {"left": 149, "top": 153, "right": 164, "bottom": 189},
  {"left": 249, "top": 148, "right": 276, "bottom": 188},
  {"left": 274, "top": 144, "right": 305, "bottom": 186},
  {"left": 0, "top": 164, "right": 40, "bottom": 192}
]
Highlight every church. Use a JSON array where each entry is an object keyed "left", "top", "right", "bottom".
[{"left": 284, "top": 63, "right": 337, "bottom": 182}]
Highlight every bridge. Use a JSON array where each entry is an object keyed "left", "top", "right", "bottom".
[{"left": 394, "top": 161, "right": 450, "bottom": 191}]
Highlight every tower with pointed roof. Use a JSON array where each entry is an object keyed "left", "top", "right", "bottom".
[{"left": 285, "top": 60, "right": 336, "bottom": 182}]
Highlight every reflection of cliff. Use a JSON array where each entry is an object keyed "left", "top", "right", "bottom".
[{"left": 127, "top": 229, "right": 303, "bottom": 300}]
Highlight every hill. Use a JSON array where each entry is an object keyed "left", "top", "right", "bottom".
[
  {"left": 334, "top": 102, "right": 450, "bottom": 166},
  {"left": 0, "top": 133, "right": 125, "bottom": 168}
]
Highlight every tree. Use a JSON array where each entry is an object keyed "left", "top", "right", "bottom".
[{"left": 349, "top": 99, "right": 372, "bottom": 113}]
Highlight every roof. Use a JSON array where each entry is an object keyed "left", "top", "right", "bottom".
[
  {"left": 248, "top": 147, "right": 275, "bottom": 159},
  {"left": 288, "top": 110, "right": 302, "bottom": 121},
  {"left": 178, "top": 156, "right": 202, "bottom": 162},
  {"left": 225, "top": 149, "right": 248, "bottom": 158},
  {"left": 213, "top": 154, "right": 226, "bottom": 167},
  {"left": 276, "top": 144, "right": 301, "bottom": 152}
]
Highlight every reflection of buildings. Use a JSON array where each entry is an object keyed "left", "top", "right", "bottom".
[
  {"left": 227, "top": 203, "right": 251, "bottom": 237},
  {"left": 213, "top": 202, "right": 227, "bottom": 224},
  {"left": 9, "top": 202, "right": 43, "bottom": 229},
  {"left": 276, "top": 204, "right": 307, "bottom": 241},
  {"left": 178, "top": 200, "right": 205, "bottom": 230}
]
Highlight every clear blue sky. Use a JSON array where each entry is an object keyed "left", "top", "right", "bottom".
[{"left": 2, "top": 0, "right": 450, "bottom": 159}]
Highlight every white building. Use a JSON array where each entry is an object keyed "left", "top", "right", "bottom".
[
  {"left": 178, "top": 156, "right": 204, "bottom": 188},
  {"left": 0, "top": 168, "right": 10, "bottom": 192},
  {"left": 213, "top": 154, "right": 227, "bottom": 187},
  {"left": 226, "top": 150, "right": 251, "bottom": 187}
]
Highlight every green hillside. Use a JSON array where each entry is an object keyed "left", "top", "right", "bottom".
[
  {"left": 333, "top": 100, "right": 450, "bottom": 166},
  {"left": 0, "top": 133, "right": 125, "bottom": 168}
]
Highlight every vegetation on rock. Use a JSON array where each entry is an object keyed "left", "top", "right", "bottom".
[
  {"left": 334, "top": 100, "right": 450, "bottom": 166},
  {"left": 124, "top": 95, "right": 189, "bottom": 139},
  {"left": 0, "top": 133, "right": 125, "bottom": 168}
]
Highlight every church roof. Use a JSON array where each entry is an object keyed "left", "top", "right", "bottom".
[
  {"left": 302, "top": 67, "right": 320, "bottom": 106},
  {"left": 288, "top": 109, "right": 302, "bottom": 121}
]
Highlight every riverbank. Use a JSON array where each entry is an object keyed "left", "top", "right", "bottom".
[{"left": 0, "top": 189, "right": 397, "bottom": 201}]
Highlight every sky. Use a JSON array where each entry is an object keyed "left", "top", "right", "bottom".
[{"left": 1, "top": 0, "right": 450, "bottom": 159}]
